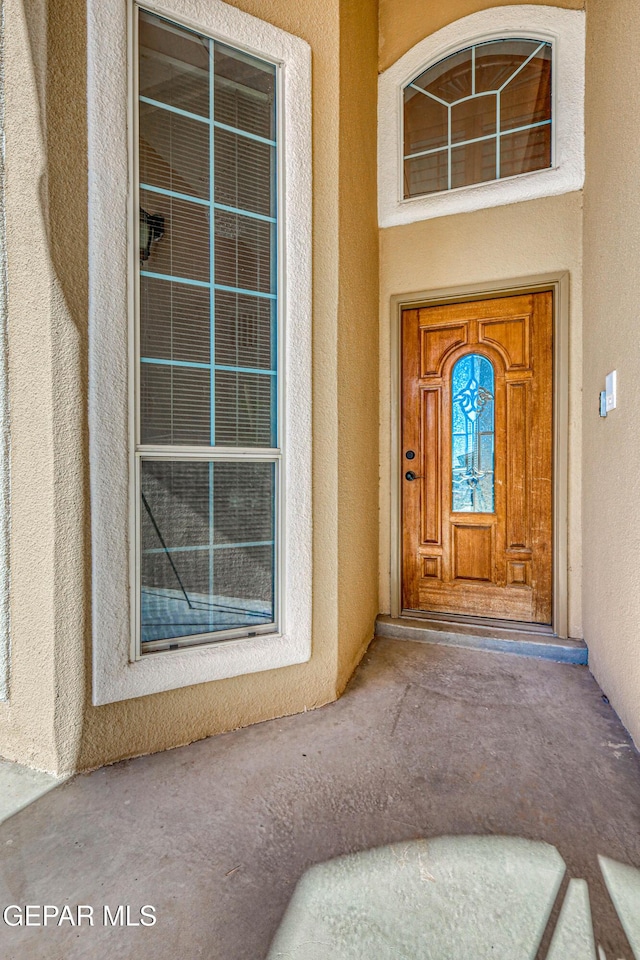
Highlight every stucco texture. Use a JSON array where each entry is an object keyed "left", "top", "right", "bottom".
[
  {"left": 0, "top": 0, "right": 379, "bottom": 773},
  {"left": 379, "top": 193, "right": 584, "bottom": 640},
  {"left": 5, "top": 0, "right": 640, "bottom": 773},
  {"left": 582, "top": 0, "right": 640, "bottom": 746},
  {"left": 0, "top": 0, "right": 67, "bottom": 773},
  {"left": 0, "top": 0, "right": 9, "bottom": 705},
  {"left": 379, "top": 0, "right": 585, "bottom": 71}
]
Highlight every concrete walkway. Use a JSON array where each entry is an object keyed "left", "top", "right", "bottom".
[
  {"left": 1, "top": 638, "right": 639, "bottom": 959},
  {"left": 0, "top": 760, "right": 63, "bottom": 827}
]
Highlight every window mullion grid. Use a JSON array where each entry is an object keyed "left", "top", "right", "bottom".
[
  {"left": 496, "top": 90, "right": 501, "bottom": 180},
  {"left": 498, "top": 41, "right": 547, "bottom": 93},
  {"left": 271, "top": 122, "right": 278, "bottom": 447},
  {"left": 208, "top": 36, "right": 216, "bottom": 629},
  {"left": 272, "top": 66, "right": 280, "bottom": 635},
  {"left": 471, "top": 44, "right": 476, "bottom": 96},
  {"left": 139, "top": 94, "right": 206, "bottom": 124},
  {"left": 405, "top": 132, "right": 494, "bottom": 163},
  {"left": 138, "top": 93, "right": 278, "bottom": 149},
  {"left": 135, "top": 445, "right": 281, "bottom": 650},
  {"left": 403, "top": 40, "right": 553, "bottom": 200},
  {"left": 138, "top": 447, "right": 281, "bottom": 460},
  {"left": 133, "top": 5, "right": 142, "bottom": 662},
  {"left": 135, "top": 11, "right": 281, "bottom": 653},
  {"left": 447, "top": 103, "right": 452, "bottom": 190}
]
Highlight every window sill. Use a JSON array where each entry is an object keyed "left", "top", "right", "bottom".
[
  {"left": 93, "top": 629, "right": 309, "bottom": 706},
  {"left": 386, "top": 162, "right": 583, "bottom": 227}
]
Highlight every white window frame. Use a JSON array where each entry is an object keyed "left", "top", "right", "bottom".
[
  {"left": 378, "top": 5, "right": 585, "bottom": 227},
  {"left": 132, "top": 11, "right": 282, "bottom": 659},
  {"left": 89, "top": 0, "right": 312, "bottom": 705}
]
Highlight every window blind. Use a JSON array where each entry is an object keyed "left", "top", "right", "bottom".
[{"left": 136, "top": 9, "right": 279, "bottom": 652}]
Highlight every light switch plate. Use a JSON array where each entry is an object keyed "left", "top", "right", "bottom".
[{"left": 605, "top": 370, "right": 617, "bottom": 411}]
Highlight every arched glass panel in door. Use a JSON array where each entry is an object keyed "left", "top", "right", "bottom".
[{"left": 452, "top": 354, "right": 495, "bottom": 512}]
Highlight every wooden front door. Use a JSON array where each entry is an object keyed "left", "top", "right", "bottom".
[{"left": 401, "top": 292, "right": 553, "bottom": 624}]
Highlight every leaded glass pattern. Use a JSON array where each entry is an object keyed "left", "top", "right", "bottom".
[
  {"left": 452, "top": 354, "right": 495, "bottom": 513},
  {"left": 404, "top": 39, "right": 552, "bottom": 198},
  {"left": 136, "top": 9, "right": 279, "bottom": 652}
]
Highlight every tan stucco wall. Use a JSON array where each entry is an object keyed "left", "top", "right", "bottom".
[
  {"left": 0, "top": 0, "right": 379, "bottom": 774},
  {"left": 377, "top": 0, "right": 584, "bottom": 639},
  {"left": 582, "top": 0, "right": 640, "bottom": 746},
  {"left": 379, "top": 0, "right": 585, "bottom": 71},
  {"left": 0, "top": 0, "right": 63, "bottom": 772},
  {"left": 11, "top": 0, "right": 637, "bottom": 772},
  {"left": 379, "top": 194, "right": 584, "bottom": 638},
  {"left": 337, "top": 0, "right": 380, "bottom": 689}
]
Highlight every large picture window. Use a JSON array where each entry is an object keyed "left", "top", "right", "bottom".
[
  {"left": 90, "top": 0, "right": 310, "bottom": 703},
  {"left": 135, "top": 9, "right": 279, "bottom": 654}
]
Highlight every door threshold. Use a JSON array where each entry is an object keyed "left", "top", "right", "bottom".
[
  {"left": 376, "top": 615, "right": 588, "bottom": 665},
  {"left": 401, "top": 608, "right": 554, "bottom": 635}
]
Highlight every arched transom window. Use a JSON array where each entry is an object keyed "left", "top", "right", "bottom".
[{"left": 403, "top": 39, "right": 552, "bottom": 198}]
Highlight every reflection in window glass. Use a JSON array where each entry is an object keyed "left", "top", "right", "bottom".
[
  {"left": 452, "top": 354, "right": 495, "bottom": 513},
  {"left": 136, "top": 9, "right": 279, "bottom": 652},
  {"left": 141, "top": 461, "right": 275, "bottom": 644},
  {"left": 404, "top": 39, "right": 552, "bottom": 198}
]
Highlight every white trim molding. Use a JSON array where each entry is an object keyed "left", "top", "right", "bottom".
[
  {"left": 378, "top": 5, "right": 585, "bottom": 227},
  {"left": 88, "top": 0, "right": 312, "bottom": 705}
]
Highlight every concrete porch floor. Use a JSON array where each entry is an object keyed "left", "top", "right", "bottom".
[{"left": 1, "top": 638, "right": 640, "bottom": 959}]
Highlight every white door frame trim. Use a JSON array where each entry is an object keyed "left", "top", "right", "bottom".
[{"left": 389, "top": 272, "right": 569, "bottom": 638}]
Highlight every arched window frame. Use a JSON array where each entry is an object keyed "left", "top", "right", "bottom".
[{"left": 378, "top": 6, "right": 585, "bottom": 227}]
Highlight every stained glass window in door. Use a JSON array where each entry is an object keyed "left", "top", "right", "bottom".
[{"left": 452, "top": 354, "right": 495, "bottom": 512}]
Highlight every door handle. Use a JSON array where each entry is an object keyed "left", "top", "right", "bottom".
[{"left": 405, "top": 471, "right": 422, "bottom": 481}]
